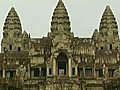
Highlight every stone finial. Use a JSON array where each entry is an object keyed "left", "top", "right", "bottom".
[
  {"left": 10, "top": 7, "right": 15, "bottom": 11},
  {"left": 58, "top": 0, "right": 63, "bottom": 4},
  {"left": 105, "top": 5, "right": 111, "bottom": 11},
  {"left": 56, "top": 0, "right": 65, "bottom": 8},
  {"left": 92, "top": 29, "right": 99, "bottom": 40},
  {"left": 23, "top": 31, "right": 28, "bottom": 38},
  {"left": 59, "top": 0, "right": 62, "bottom": 1},
  {"left": 92, "top": 29, "right": 99, "bottom": 37},
  {"left": 8, "top": 7, "right": 18, "bottom": 17},
  {"left": 103, "top": 5, "right": 113, "bottom": 15}
]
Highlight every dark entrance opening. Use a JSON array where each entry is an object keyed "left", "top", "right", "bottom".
[{"left": 57, "top": 53, "right": 68, "bottom": 75}]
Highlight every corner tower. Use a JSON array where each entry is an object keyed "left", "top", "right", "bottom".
[
  {"left": 98, "top": 6, "right": 119, "bottom": 50},
  {"left": 1, "top": 7, "right": 23, "bottom": 52}
]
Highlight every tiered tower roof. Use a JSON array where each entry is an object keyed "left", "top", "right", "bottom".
[
  {"left": 99, "top": 6, "right": 118, "bottom": 32},
  {"left": 51, "top": 0, "right": 71, "bottom": 32},
  {"left": 3, "top": 7, "right": 22, "bottom": 31}
]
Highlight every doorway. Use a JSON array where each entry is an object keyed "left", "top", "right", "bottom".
[{"left": 57, "top": 53, "right": 68, "bottom": 75}]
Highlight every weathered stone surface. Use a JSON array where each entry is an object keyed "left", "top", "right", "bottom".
[{"left": 0, "top": 0, "right": 120, "bottom": 90}]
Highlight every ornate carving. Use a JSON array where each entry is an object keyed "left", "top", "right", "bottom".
[
  {"left": 113, "top": 66, "right": 120, "bottom": 78},
  {"left": 103, "top": 64, "right": 108, "bottom": 78},
  {"left": 16, "top": 65, "right": 26, "bottom": 81},
  {"left": 52, "top": 25, "right": 71, "bottom": 50}
]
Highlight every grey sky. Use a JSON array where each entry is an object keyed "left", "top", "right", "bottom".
[{"left": 0, "top": 0, "right": 120, "bottom": 39}]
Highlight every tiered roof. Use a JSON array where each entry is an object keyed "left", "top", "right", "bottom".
[
  {"left": 51, "top": 0, "right": 70, "bottom": 32},
  {"left": 3, "top": 7, "right": 22, "bottom": 31}
]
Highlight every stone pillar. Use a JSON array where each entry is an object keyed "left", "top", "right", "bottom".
[
  {"left": 83, "top": 66, "right": 85, "bottom": 77},
  {"left": 53, "top": 58, "right": 56, "bottom": 76},
  {"left": 47, "top": 67, "right": 49, "bottom": 76},
  {"left": 3, "top": 61, "right": 5, "bottom": 78},
  {"left": 75, "top": 66, "right": 78, "bottom": 76},
  {"left": 3, "top": 68, "right": 5, "bottom": 78},
  {"left": 28, "top": 64, "right": 31, "bottom": 78},
  {"left": 82, "top": 85, "right": 85, "bottom": 90},
  {"left": 103, "top": 64, "right": 108, "bottom": 79},
  {"left": 117, "top": 52, "right": 119, "bottom": 62},
  {"left": 39, "top": 67, "right": 41, "bottom": 76},
  {"left": 68, "top": 58, "right": 72, "bottom": 77},
  {"left": 93, "top": 67, "right": 96, "bottom": 78}
]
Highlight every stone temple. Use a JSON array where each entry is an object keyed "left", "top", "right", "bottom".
[{"left": 0, "top": 0, "right": 120, "bottom": 90}]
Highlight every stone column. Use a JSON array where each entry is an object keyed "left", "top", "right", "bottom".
[
  {"left": 82, "top": 85, "right": 85, "bottom": 90},
  {"left": 117, "top": 52, "right": 119, "bottom": 62},
  {"left": 93, "top": 68, "right": 96, "bottom": 78},
  {"left": 68, "top": 58, "right": 72, "bottom": 77},
  {"left": 83, "top": 66, "right": 85, "bottom": 78},
  {"left": 47, "top": 67, "right": 49, "bottom": 76},
  {"left": 3, "top": 61, "right": 5, "bottom": 78},
  {"left": 3, "top": 68, "right": 5, "bottom": 78},
  {"left": 28, "top": 64, "right": 31, "bottom": 78},
  {"left": 75, "top": 66, "right": 78, "bottom": 76},
  {"left": 53, "top": 58, "right": 56, "bottom": 76},
  {"left": 39, "top": 67, "right": 41, "bottom": 76}
]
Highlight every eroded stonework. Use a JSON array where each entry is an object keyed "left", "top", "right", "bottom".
[{"left": 0, "top": 0, "right": 120, "bottom": 90}]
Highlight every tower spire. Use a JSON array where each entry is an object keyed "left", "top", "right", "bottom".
[
  {"left": 59, "top": 0, "right": 62, "bottom": 2},
  {"left": 1, "top": 7, "right": 23, "bottom": 52},
  {"left": 99, "top": 5, "right": 118, "bottom": 32},
  {"left": 51, "top": 0, "right": 71, "bottom": 33},
  {"left": 3, "top": 7, "right": 22, "bottom": 31},
  {"left": 98, "top": 5, "right": 119, "bottom": 51}
]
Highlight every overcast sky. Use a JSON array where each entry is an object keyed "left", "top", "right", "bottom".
[{"left": 0, "top": 0, "right": 120, "bottom": 39}]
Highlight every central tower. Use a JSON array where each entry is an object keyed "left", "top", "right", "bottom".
[
  {"left": 48, "top": 0, "right": 74, "bottom": 50},
  {"left": 47, "top": 0, "right": 73, "bottom": 77}
]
